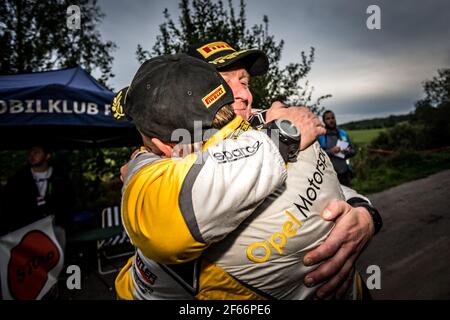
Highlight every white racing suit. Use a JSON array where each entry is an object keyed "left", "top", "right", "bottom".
[
  {"left": 115, "top": 116, "right": 368, "bottom": 300},
  {"left": 197, "top": 142, "right": 366, "bottom": 299},
  {"left": 115, "top": 117, "right": 288, "bottom": 299}
]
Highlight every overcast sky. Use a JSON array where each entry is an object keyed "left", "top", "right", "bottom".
[{"left": 96, "top": 0, "right": 450, "bottom": 123}]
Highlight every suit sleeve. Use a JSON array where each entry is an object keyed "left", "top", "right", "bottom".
[
  {"left": 341, "top": 185, "right": 371, "bottom": 204},
  {"left": 121, "top": 130, "right": 287, "bottom": 264}
]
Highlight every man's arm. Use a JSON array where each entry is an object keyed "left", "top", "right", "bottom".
[
  {"left": 346, "top": 141, "right": 356, "bottom": 158},
  {"left": 303, "top": 190, "right": 382, "bottom": 299},
  {"left": 342, "top": 133, "right": 356, "bottom": 158},
  {"left": 264, "top": 102, "right": 381, "bottom": 299}
]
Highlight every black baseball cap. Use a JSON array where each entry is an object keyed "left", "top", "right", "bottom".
[
  {"left": 187, "top": 40, "right": 269, "bottom": 76},
  {"left": 111, "top": 54, "right": 235, "bottom": 143}
]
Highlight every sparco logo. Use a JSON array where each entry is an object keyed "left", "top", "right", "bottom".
[{"left": 213, "top": 141, "right": 262, "bottom": 163}]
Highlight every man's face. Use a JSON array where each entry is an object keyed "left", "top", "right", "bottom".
[
  {"left": 219, "top": 64, "right": 253, "bottom": 120},
  {"left": 27, "top": 146, "right": 48, "bottom": 167},
  {"left": 324, "top": 112, "right": 337, "bottom": 129}
]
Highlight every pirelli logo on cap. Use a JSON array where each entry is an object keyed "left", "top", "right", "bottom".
[
  {"left": 197, "top": 41, "right": 234, "bottom": 58},
  {"left": 202, "top": 84, "right": 226, "bottom": 108}
]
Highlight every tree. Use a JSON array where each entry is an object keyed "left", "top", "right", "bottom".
[
  {"left": 414, "top": 68, "right": 450, "bottom": 125},
  {"left": 414, "top": 69, "right": 450, "bottom": 148},
  {"left": 373, "top": 68, "right": 450, "bottom": 151},
  {"left": 136, "top": 0, "right": 330, "bottom": 114},
  {"left": 0, "top": 0, "right": 116, "bottom": 86},
  {"left": 420, "top": 68, "right": 450, "bottom": 107}
]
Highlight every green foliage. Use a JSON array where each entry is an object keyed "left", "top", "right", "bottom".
[
  {"left": 0, "top": 147, "right": 132, "bottom": 212},
  {"left": 0, "top": 0, "right": 116, "bottom": 86},
  {"left": 0, "top": 150, "right": 27, "bottom": 187},
  {"left": 370, "top": 123, "right": 427, "bottom": 150},
  {"left": 352, "top": 149, "right": 450, "bottom": 194},
  {"left": 66, "top": 148, "right": 131, "bottom": 183},
  {"left": 414, "top": 101, "right": 450, "bottom": 147},
  {"left": 351, "top": 68, "right": 450, "bottom": 194},
  {"left": 420, "top": 68, "right": 450, "bottom": 107},
  {"left": 348, "top": 128, "right": 386, "bottom": 147},
  {"left": 370, "top": 102, "right": 450, "bottom": 151},
  {"left": 341, "top": 114, "right": 413, "bottom": 130},
  {"left": 368, "top": 68, "right": 450, "bottom": 152},
  {"left": 136, "top": 0, "right": 330, "bottom": 114},
  {"left": 56, "top": 147, "right": 132, "bottom": 211}
]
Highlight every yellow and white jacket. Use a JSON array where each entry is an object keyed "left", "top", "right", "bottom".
[
  {"left": 197, "top": 142, "right": 365, "bottom": 300},
  {"left": 115, "top": 117, "right": 288, "bottom": 299}
]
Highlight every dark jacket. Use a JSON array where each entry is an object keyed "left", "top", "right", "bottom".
[
  {"left": 0, "top": 165, "right": 74, "bottom": 235},
  {"left": 318, "top": 128, "right": 356, "bottom": 174}
]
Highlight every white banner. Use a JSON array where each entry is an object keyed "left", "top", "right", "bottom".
[{"left": 0, "top": 216, "right": 64, "bottom": 300}]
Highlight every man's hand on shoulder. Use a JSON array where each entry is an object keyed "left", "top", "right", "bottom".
[{"left": 266, "top": 101, "right": 326, "bottom": 150}]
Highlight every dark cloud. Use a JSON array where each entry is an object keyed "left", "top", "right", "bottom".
[
  {"left": 96, "top": 0, "right": 450, "bottom": 122},
  {"left": 249, "top": 0, "right": 450, "bottom": 53},
  {"left": 335, "top": 93, "right": 417, "bottom": 116}
]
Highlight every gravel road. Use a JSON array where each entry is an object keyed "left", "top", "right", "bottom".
[{"left": 357, "top": 169, "right": 450, "bottom": 299}]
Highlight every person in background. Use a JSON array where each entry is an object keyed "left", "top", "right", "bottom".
[
  {"left": 0, "top": 143, "right": 74, "bottom": 249},
  {"left": 319, "top": 110, "right": 356, "bottom": 187}
]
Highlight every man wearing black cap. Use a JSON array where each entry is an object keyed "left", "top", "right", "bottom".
[
  {"left": 187, "top": 40, "right": 381, "bottom": 299},
  {"left": 113, "top": 54, "right": 325, "bottom": 299},
  {"left": 187, "top": 40, "right": 268, "bottom": 120}
]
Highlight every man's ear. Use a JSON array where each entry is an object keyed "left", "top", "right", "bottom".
[{"left": 151, "top": 138, "right": 174, "bottom": 158}]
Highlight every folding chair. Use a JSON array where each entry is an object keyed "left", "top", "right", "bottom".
[{"left": 96, "top": 206, "right": 134, "bottom": 275}]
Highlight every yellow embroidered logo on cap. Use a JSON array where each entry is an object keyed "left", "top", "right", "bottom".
[
  {"left": 197, "top": 41, "right": 234, "bottom": 58},
  {"left": 202, "top": 84, "right": 226, "bottom": 108},
  {"left": 112, "top": 89, "right": 125, "bottom": 119},
  {"left": 208, "top": 49, "right": 249, "bottom": 65}
]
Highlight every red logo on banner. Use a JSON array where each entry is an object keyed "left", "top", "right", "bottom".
[{"left": 8, "top": 231, "right": 60, "bottom": 300}]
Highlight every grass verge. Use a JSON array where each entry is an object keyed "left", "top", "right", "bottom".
[{"left": 352, "top": 150, "right": 450, "bottom": 194}]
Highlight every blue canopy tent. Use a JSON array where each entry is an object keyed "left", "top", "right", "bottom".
[{"left": 0, "top": 67, "right": 139, "bottom": 149}]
